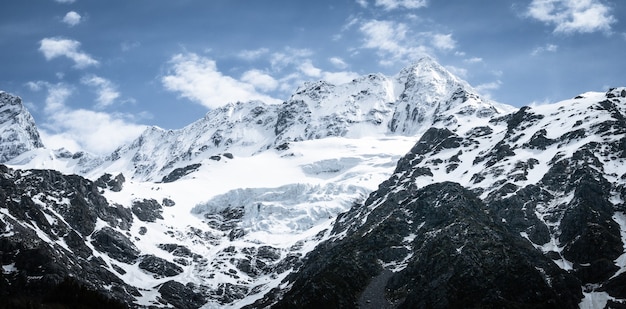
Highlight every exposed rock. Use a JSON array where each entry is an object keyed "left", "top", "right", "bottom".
[
  {"left": 91, "top": 227, "right": 140, "bottom": 263},
  {"left": 162, "top": 198, "right": 176, "bottom": 207},
  {"left": 161, "top": 163, "right": 202, "bottom": 183},
  {"left": 95, "top": 173, "right": 125, "bottom": 192},
  {"left": 265, "top": 182, "right": 582, "bottom": 308},
  {"left": 139, "top": 255, "right": 183, "bottom": 278},
  {"left": 158, "top": 280, "right": 206, "bottom": 309},
  {"left": 131, "top": 198, "right": 163, "bottom": 222}
]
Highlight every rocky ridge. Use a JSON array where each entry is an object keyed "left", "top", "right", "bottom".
[
  {"left": 0, "top": 92, "right": 44, "bottom": 163},
  {"left": 74, "top": 57, "right": 511, "bottom": 181}
]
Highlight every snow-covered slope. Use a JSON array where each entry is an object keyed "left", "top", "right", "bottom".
[
  {"left": 0, "top": 91, "right": 44, "bottom": 162},
  {"left": 254, "top": 87, "right": 626, "bottom": 308},
  {"left": 18, "top": 57, "right": 509, "bottom": 182}
]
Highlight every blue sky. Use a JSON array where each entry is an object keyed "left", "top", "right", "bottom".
[{"left": 1, "top": 0, "right": 625, "bottom": 154}]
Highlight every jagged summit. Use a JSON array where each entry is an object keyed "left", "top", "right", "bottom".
[
  {"left": 0, "top": 91, "right": 44, "bottom": 162},
  {"left": 86, "top": 59, "right": 513, "bottom": 181}
]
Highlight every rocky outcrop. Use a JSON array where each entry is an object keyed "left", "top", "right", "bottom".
[
  {"left": 139, "top": 254, "right": 183, "bottom": 278},
  {"left": 131, "top": 198, "right": 163, "bottom": 222},
  {"left": 0, "top": 92, "right": 44, "bottom": 162},
  {"left": 0, "top": 165, "right": 139, "bottom": 306},
  {"left": 262, "top": 182, "right": 582, "bottom": 308}
]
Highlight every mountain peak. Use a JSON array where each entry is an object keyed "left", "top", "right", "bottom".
[{"left": 0, "top": 91, "right": 44, "bottom": 162}]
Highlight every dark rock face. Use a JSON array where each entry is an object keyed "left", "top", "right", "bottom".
[
  {"left": 139, "top": 255, "right": 183, "bottom": 278},
  {"left": 131, "top": 198, "right": 163, "bottom": 222},
  {"left": 0, "top": 165, "right": 139, "bottom": 306},
  {"left": 95, "top": 173, "right": 125, "bottom": 192},
  {"left": 91, "top": 227, "right": 140, "bottom": 263},
  {"left": 158, "top": 280, "right": 206, "bottom": 309},
  {"left": 264, "top": 182, "right": 582, "bottom": 309},
  {"left": 161, "top": 163, "right": 201, "bottom": 183}
]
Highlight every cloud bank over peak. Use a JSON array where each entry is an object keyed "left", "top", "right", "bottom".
[{"left": 161, "top": 53, "right": 283, "bottom": 109}]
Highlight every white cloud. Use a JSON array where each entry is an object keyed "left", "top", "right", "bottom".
[
  {"left": 39, "top": 37, "right": 98, "bottom": 69},
  {"left": 329, "top": 57, "right": 348, "bottom": 69},
  {"left": 531, "top": 43, "right": 558, "bottom": 56},
  {"left": 526, "top": 0, "right": 616, "bottom": 34},
  {"left": 241, "top": 69, "right": 279, "bottom": 92},
  {"left": 162, "top": 53, "right": 281, "bottom": 108},
  {"left": 33, "top": 82, "right": 145, "bottom": 154},
  {"left": 270, "top": 47, "right": 314, "bottom": 70},
  {"left": 356, "top": 0, "right": 368, "bottom": 8},
  {"left": 475, "top": 80, "right": 502, "bottom": 99},
  {"left": 238, "top": 48, "right": 270, "bottom": 61},
  {"left": 299, "top": 60, "right": 323, "bottom": 78},
  {"left": 62, "top": 11, "right": 81, "bottom": 26},
  {"left": 43, "top": 83, "right": 72, "bottom": 113},
  {"left": 80, "top": 75, "right": 120, "bottom": 108},
  {"left": 359, "top": 19, "right": 429, "bottom": 66},
  {"left": 43, "top": 109, "right": 146, "bottom": 154},
  {"left": 54, "top": 0, "right": 76, "bottom": 3},
  {"left": 322, "top": 71, "right": 359, "bottom": 85},
  {"left": 298, "top": 60, "right": 358, "bottom": 84},
  {"left": 431, "top": 33, "right": 456, "bottom": 51},
  {"left": 374, "top": 0, "right": 427, "bottom": 10}
]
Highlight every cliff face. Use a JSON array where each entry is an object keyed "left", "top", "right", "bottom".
[{"left": 0, "top": 92, "right": 44, "bottom": 162}]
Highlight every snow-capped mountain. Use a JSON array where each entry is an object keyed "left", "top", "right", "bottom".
[
  {"left": 252, "top": 87, "right": 626, "bottom": 308},
  {"left": 1, "top": 57, "right": 625, "bottom": 308},
  {"left": 0, "top": 91, "right": 44, "bottom": 162},
  {"left": 42, "top": 56, "right": 509, "bottom": 182}
]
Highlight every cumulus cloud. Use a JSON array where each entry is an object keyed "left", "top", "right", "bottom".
[
  {"left": 431, "top": 33, "right": 456, "bottom": 51},
  {"left": 374, "top": 0, "right": 427, "bottom": 10},
  {"left": 526, "top": 0, "right": 616, "bottom": 34},
  {"left": 241, "top": 69, "right": 279, "bottom": 92},
  {"left": 359, "top": 20, "right": 429, "bottom": 66},
  {"left": 30, "top": 82, "right": 145, "bottom": 154},
  {"left": 80, "top": 75, "right": 120, "bottom": 108},
  {"left": 322, "top": 71, "right": 359, "bottom": 85},
  {"left": 299, "top": 60, "right": 323, "bottom": 78},
  {"left": 531, "top": 43, "right": 558, "bottom": 56},
  {"left": 329, "top": 57, "right": 348, "bottom": 69},
  {"left": 62, "top": 11, "right": 81, "bottom": 26},
  {"left": 39, "top": 37, "right": 98, "bottom": 68},
  {"left": 162, "top": 53, "right": 282, "bottom": 108},
  {"left": 297, "top": 60, "right": 358, "bottom": 85}
]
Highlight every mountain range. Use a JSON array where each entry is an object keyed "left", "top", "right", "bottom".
[{"left": 0, "top": 57, "right": 625, "bottom": 308}]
